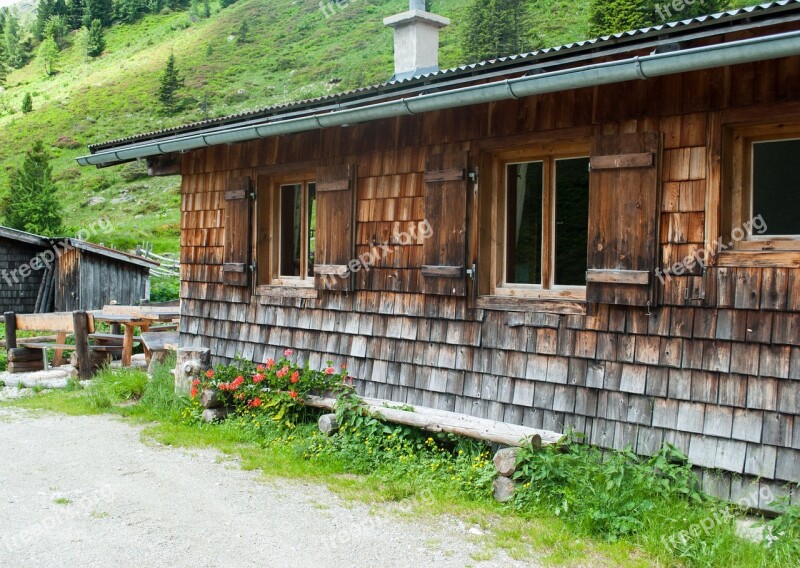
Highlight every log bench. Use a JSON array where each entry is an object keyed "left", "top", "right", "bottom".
[{"left": 4, "top": 311, "right": 97, "bottom": 379}]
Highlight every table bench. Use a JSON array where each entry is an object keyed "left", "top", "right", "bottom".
[{"left": 4, "top": 311, "right": 97, "bottom": 378}]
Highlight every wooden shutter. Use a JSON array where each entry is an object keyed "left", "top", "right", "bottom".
[
  {"left": 314, "top": 164, "right": 355, "bottom": 292},
  {"left": 422, "top": 151, "right": 468, "bottom": 296},
  {"left": 222, "top": 176, "right": 252, "bottom": 287},
  {"left": 586, "top": 131, "right": 662, "bottom": 306}
]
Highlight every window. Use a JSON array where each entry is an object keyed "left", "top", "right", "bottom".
[
  {"left": 257, "top": 175, "right": 317, "bottom": 288},
  {"left": 496, "top": 147, "right": 590, "bottom": 298},
  {"left": 278, "top": 182, "right": 316, "bottom": 279},
  {"left": 726, "top": 122, "right": 800, "bottom": 251}
]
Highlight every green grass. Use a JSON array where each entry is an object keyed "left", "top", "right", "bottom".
[
  {"left": 4, "top": 356, "right": 799, "bottom": 567},
  {"left": 53, "top": 497, "right": 73, "bottom": 505}
]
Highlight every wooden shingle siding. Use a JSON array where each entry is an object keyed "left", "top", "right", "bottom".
[{"left": 177, "top": 50, "right": 800, "bottom": 505}]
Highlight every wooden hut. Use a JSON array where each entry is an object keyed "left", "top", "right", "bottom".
[
  {"left": 0, "top": 226, "right": 157, "bottom": 313},
  {"left": 79, "top": 2, "right": 800, "bottom": 506}
]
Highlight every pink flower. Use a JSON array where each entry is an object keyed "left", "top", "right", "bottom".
[
  {"left": 276, "top": 366, "right": 289, "bottom": 379},
  {"left": 266, "top": 358, "right": 275, "bottom": 370},
  {"left": 252, "top": 373, "right": 265, "bottom": 384},
  {"left": 325, "top": 367, "right": 335, "bottom": 375},
  {"left": 191, "top": 378, "right": 201, "bottom": 386},
  {"left": 256, "top": 364, "right": 265, "bottom": 373},
  {"left": 190, "top": 386, "right": 198, "bottom": 398},
  {"left": 289, "top": 390, "right": 298, "bottom": 399},
  {"left": 284, "top": 349, "right": 294, "bottom": 357},
  {"left": 290, "top": 371, "right": 300, "bottom": 384}
]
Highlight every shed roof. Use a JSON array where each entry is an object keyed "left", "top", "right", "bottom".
[
  {"left": 0, "top": 225, "right": 158, "bottom": 270},
  {"left": 80, "top": 1, "right": 800, "bottom": 165}
]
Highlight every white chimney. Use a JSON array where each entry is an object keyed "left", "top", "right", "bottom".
[{"left": 384, "top": 0, "right": 450, "bottom": 81}]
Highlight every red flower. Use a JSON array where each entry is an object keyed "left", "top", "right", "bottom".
[
  {"left": 253, "top": 373, "right": 265, "bottom": 384},
  {"left": 276, "top": 366, "right": 289, "bottom": 379},
  {"left": 266, "top": 358, "right": 275, "bottom": 370},
  {"left": 218, "top": 383, "right": 229, "bottom": 391},
  {"left": 325, "top": 367, "right": 335, "bottom": 375},
  {"left": 284, "top": 349, "right": 294, "bottom": 357},
  {"left": 191, "top": 378, "right": 201, "bottom": 386},
  {"left": 290, "top": 371, "right": 300, "bottom": 384},
  {"left": 229, "top": 376, "right": 244, "bottom": 390},
  {"left": 256, "top": 364, "right": 265, "bottom": 373},
  {"left": 250, "top": 397, "right": 262, "bottom": 408},
  {"left": 289, "top": 390, "right": 298, "bottom": 399},
  {"left": 190, "top": 386, "right": 198, "bottom": 398},
  {"left": 205, "top": 369, "right": 214, "bottom": 379}
]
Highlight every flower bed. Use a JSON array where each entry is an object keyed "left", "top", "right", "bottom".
[{"left": 190, "top": 350, "right": 352, "bottom": 426}]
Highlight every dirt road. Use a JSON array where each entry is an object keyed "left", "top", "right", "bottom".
[{"left": 0, "top": 408, "right": 532, "bottom": 568}]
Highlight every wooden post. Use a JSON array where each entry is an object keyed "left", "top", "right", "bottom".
[
  {"left": 4, "top": 312, "right": 17, "bottom": 349},
  {"left": 72, "top": 310, "right": 93, "bottom": 380},
  {"left": 175, "top": 347, "right": 211, "bottom": 396},
  {"left": 318, "top": 413, "right": 339, "bottom": 435}
]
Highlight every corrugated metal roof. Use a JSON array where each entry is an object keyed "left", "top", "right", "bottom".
[{"left": 89, "top": 1, "right": 800, "bottom": 152}]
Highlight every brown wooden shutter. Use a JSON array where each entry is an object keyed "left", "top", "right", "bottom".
[
  {"left": 314, "top": 164, "right": 355, "bottom": 292},
  {"left": 422, "top": 151, "right": 468, "bottom": 296},
  {"left": 222, "top": 176, "right": 252, "bottom": 287},
  {"left": 586, "top": 131, "right": 662, "bottom": 306}
]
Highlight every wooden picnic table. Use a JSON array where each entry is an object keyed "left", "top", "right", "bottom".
[{"left": 91, "top": 308, "right": 180, "bottom": 367}]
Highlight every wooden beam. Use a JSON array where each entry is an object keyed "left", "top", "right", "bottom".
[
  {"left": 424, "top": 168, "right": 465, "bottom": 183},
  {"left": 421, "top": 265, "right": 463, "bottom": 278},
  {"left": 146, "top": 154, "right": 181, "bottom": 177},
  {"left": 317, "top": 179, "right": 350, "bottom": 192},
  {"left": 586, "top": 269, "right": 650, "bottom": 285},
  {"left": 14, "top": 312, "right": 75, "bottom": 333},
  {"left": 590, "top": 152, "right": 654, "bottom": 170},
  {"left": 4, "top": 312, "right": 17, "bottom": 349},
  {"left": 304, "top": 395, "right": 563, "bottom": 448}
]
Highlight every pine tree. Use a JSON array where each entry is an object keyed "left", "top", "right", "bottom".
[
  {"left": 21, "top": 92, "right": 32, "bottom": 113},
  {"left": 589, "top": 0, "right": 730, "bottom": 37},
  {"left": 236, "top": 20, "right": 248, "bottom": 45},
  {"left": 83, "top": 0, "right": 113, "bottom": 27},
  {"left": 157, "top": 53, "right": 184, "bottom": 114},
  {"left": 3, "top": 10, "right": 24, "bottom": 69},
  {"left": 460, "top": 0, "right": 533, "bottom": 63},
  {"left": 86, "top": 18, "right": 104, "bottom": 56},
  {"left": 202, "top": 0, "right": 210, "bottom": 18},
  {"left": 37, "top": 37, "right": 59, "bottom": 76},
  {"left": 34, "top": 0, "right": 55, "bottom": 42},
  {"left": 44, "top": 15, "right": 69, "bottom": 48},
  {"left": 2, "top": 141, "right": 63, "bottom": 236},
  {"left": 67, "top": 0, "right": 85, "bottom": 29}
]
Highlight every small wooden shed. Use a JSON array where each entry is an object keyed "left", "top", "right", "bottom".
[
  {"left": 79, "top": 3, "right": 800, "bottom": 506},
  {"left": 0, "top": 226, "right": 157, "bottom": 313}
]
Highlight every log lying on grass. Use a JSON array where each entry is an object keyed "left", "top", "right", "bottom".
[
  {"left": 7, "top": 348, "right": 45, "bottom": 363},
  {"left": 305, "top": 395, "right": 562, "bottom": 448},
  {"left": 200, "top": 389, "right": 222, "bottom": 409}
]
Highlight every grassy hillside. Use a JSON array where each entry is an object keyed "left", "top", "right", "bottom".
[{"left": 0, "top": 0, "right": 752, "bottom": 253}]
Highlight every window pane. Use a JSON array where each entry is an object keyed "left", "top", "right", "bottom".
[
  {"left": 752, "top": 139, "right": 800, "bottom": 236},
  {"left": 279, "top": 184, "right": 302, "bottom": 277},
  {"left": 506, "top": 162, "right": 543, "bottom": 285},
  {"left": 555, "top": 157, "right": 590, "bottom": 286},
  {"left": 307, "top": 183, "right": 316, "bottom": 277}
]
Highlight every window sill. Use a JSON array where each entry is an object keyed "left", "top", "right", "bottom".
[
  {"left": 476, "top": 295, "right": 587, "bottom": 315},
  {"left": 255, "top": 285, "right": 319, "bottom": 299},
  {"left": 716, "top": 250, "right": 800, "bottom": 268}
]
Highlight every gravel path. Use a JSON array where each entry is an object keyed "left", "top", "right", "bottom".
[{"left": 0, "top": 408, "right": 535, "bottom": 568}]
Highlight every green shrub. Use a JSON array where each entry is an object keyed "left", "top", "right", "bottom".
[{"left": 149, "top": 275, "right": 180, "bottom": 302}]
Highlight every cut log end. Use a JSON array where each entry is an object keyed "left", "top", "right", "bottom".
[
  {"left": 493, "top": 447, "right": 519, "bottom": 477},
  {"left": 202, "top": 407, "right": 230, "bottom": 423},
  {"left": 492, "top": 476, "right": 516, "bottom": 503},
  {"left": 318, "top": 413, "right": 339, "bottom": 436},
  {"left": 200, "top": 388, "right": 222, "bottom": 409}
]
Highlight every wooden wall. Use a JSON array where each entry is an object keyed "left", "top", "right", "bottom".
[
  {"left": 56, "top": 251, "right": 150, "bottom": 311},
  {"left": 0, "top": 237, "right": 47, "bottom": 314},
  {"left": 178, "top": 50, "right": 800, "bottom": 506}
]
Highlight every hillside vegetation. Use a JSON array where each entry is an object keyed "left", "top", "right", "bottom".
[{"left": 0, "top": 0, "right": 751, "bottom": 253}]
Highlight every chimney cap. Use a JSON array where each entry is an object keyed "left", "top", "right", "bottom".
[{"left": 383, "top": 10, "right": 450, "bottom": 29}]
